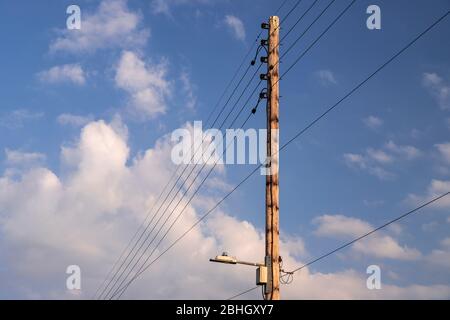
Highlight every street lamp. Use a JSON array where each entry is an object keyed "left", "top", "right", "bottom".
[{"left": 209, "top": 252, "right": 268, "bottom": 285}]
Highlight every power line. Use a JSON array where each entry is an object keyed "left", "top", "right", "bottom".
[
  {"left": 281, "top": 0, "right": 340, "bottom": 59},
  {"left": 289, "top": 192, "right": 450, "bottom": 274},
  {"left": 110, "top": 8, "right": 450, "bottom": 299},
  {"left": 205, "top": 35, "right": 262, "bottom": 125},
  {"left": 110, "top": 87, "right": 263, "bottom": 299},
  {"left": 101, "top": 65, "right": 263, "bottom": 300},
  {"left": 280, "top": 0, "right": 356, "bottom": 77},
  {"left": 96, "top": 34, "right": 262, "bottom": 300},
  {"left": 280, "top": 9, "right": 450, "bottom": 149},
  {"left": 228, "top": 191, "right": 450, "bottom": 299},
  {"left": 99, "top": 0, "right": 323, "bottom": 299},
  {"left": 106, "top": 0, "right": 360, "bottom": 299},
  {"left": 275, "top": 0, "right": 292, "bottom": 17},
  {"left": 280, "top": 0, "right": 303, "bottom": 23},
  {"left": 103, "top": 64, "right": 263, "bottom": 300},
  {"left": 280, "top": 0, "right": 320, "bottom": 42},
  {"left": 115, "top": 164, "right": 263, "bottom": 299},
  {"left": 107, "top": 0, "right": 341, "bottom": 297},
  {"left": 228, "top": 286, "right": 261, "bottom": 300}
]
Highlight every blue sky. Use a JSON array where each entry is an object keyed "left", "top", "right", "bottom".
[{"left": 0, "top": 0, "right": 449, "bottom": 299}]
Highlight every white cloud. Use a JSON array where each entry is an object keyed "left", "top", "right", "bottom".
[
  {"left": 422, "top": 72, "right": 450, "bottom": 110},
  {"left": 343, "top": 152, "right": 394, "bottom": 180},
  {"left": 343, "top": 141, "right": 421, "bottom": 180},
  {"left": 0, "top": 119, "right": 301, "bottom": 299},
  {"left": 281, "top": 269, "right": 450, "bottom": 299},
  {"left": 441, "top": 237, "right": 450, "bottom": 248},
  {"left": 435, "top": 143, "right": 450, "bottom": 165},
  {"left": 224, "top": 15, "right": 246, "bottom": 41},
  {"left": 0, "top": 120, "right": 448, "bottom": 299},
  {"left": 366, "top": 148, "right": 393, "bottom": 164},
  {"left": 343, "top": 153, "right": 366, "bottom": 168},
  {"left": 406, "top": 179, "right": 450, "bottom": 209},
  {"left": 363, "top": 115, "right": 383, "bottom": 129},
  {"left": 313, "top": 215, "right": 371, "bottom": 238},
  {"left": 37, "top": 64, "right": 86, "bottom": 85},
  {"left": 315, "top": 70, "right": 337, "bottom": 86},
  {"left": 426, "top": 238, "right": 450, "bottom": 269},
  {"left": 5, "top": 149, "right": 46, "bottom": 166},
  {"left": 385, "top": 140, "right": 421, "bottom": 160},
  {"left": 427, "top": 249, "right": 450, "bottom": 269},
  {"left": 313, "top": 214, "right": 421, "bottom": 261},
  {"left": 57, "top": 114, "right": 94, "bottom": 127},
  {"left": 0, "top": 109, "right": 44, "bottom": 129},
  {"left": 50, "top": 0, "right": 149, "bottom": 54},
  {"left": 115, "top": 51, "right": 171, "bottom": 119},
  {"left": 352, "top": 236, "right": 421, "bottom": 261}
]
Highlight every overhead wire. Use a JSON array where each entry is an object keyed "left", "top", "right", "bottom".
[
  {"left": 228, "top": 191, "right": 450, "bottom": 299},
  {"left": 106, "top": 0, "right": 356, "bottom": 299},
  {"left": 112, "top": 8, "right": 450, "bottom": 299},
  {"left": 100, "top": 0, "right": 316, "bottom": 299},
  {"left": 102, "top": 64, "right": 264, "bottom": 300},
  {"left": 110, "top": 83, "right": 264, "bottom": 299},
  {"left": 95, "top": 33, "right": 262, "bottom": 300}
]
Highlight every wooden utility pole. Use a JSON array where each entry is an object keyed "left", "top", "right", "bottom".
[{"left": 265, "top": 15, "right": 280, "bottom": 300}]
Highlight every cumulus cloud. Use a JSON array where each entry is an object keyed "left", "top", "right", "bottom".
[
  {"left": 281, "top": 269, "right": 450, "bottom": 299},
  {"left": 315, "top": 70, "right": 337, "bottom": 86},
  {"left": 224, "top": 15, "right": 246, "bottom": 41},
  {"left": 385, "top": 140, "right": 421, "bottom": 160},
  {"left": 313, "top": 215, "right": 421, "bottom": 261},
  {"left": 363, "top": 115, "right": 383, "bottom": 129},
  {"left": 435, "top": 143, "right": 450, "bottom": 165},
  {"left": 37, "top": 64, "right": 86, "bottom": 85},
  {"left": 343, "top": 153, "right": 393, "bottom": 180},
  {"left": 352, "top": 236, "right": 421, "bottom": 261},
  {"left": 366, "top": 148, "right": 394, "bottom": 164},
  {"left": 426, "top": 238, "right": 450, "bottom": 269},
  {"left": 406, "top": 179, "right": 450, "bottom": 209},
  {"left": 313, "top": 215, "right": 372, "bottom": 238},
  {"left": 1, "top": 120, "right": 449, "bottom": 299},
  {"left": 50, "top": 0, "right": 149, "bottom": 54},
  {"left": 343, "top": 141, "right": 421, "bottom": 180},
  {"left": 0, "top": 119, "right": 301, "bottom": 299},
  {"left": 115, "top": 51, "right": 171, "bottom": 119},
  {"left": 57, "top": 113, "right": 94, "bottom": 127},
  {"left": 422, "top": 72, "right": 450, "bottom": 110}
]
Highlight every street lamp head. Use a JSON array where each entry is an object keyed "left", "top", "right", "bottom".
[{"left": 209, "top": 254, "right": 237, "bottom": 265}]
